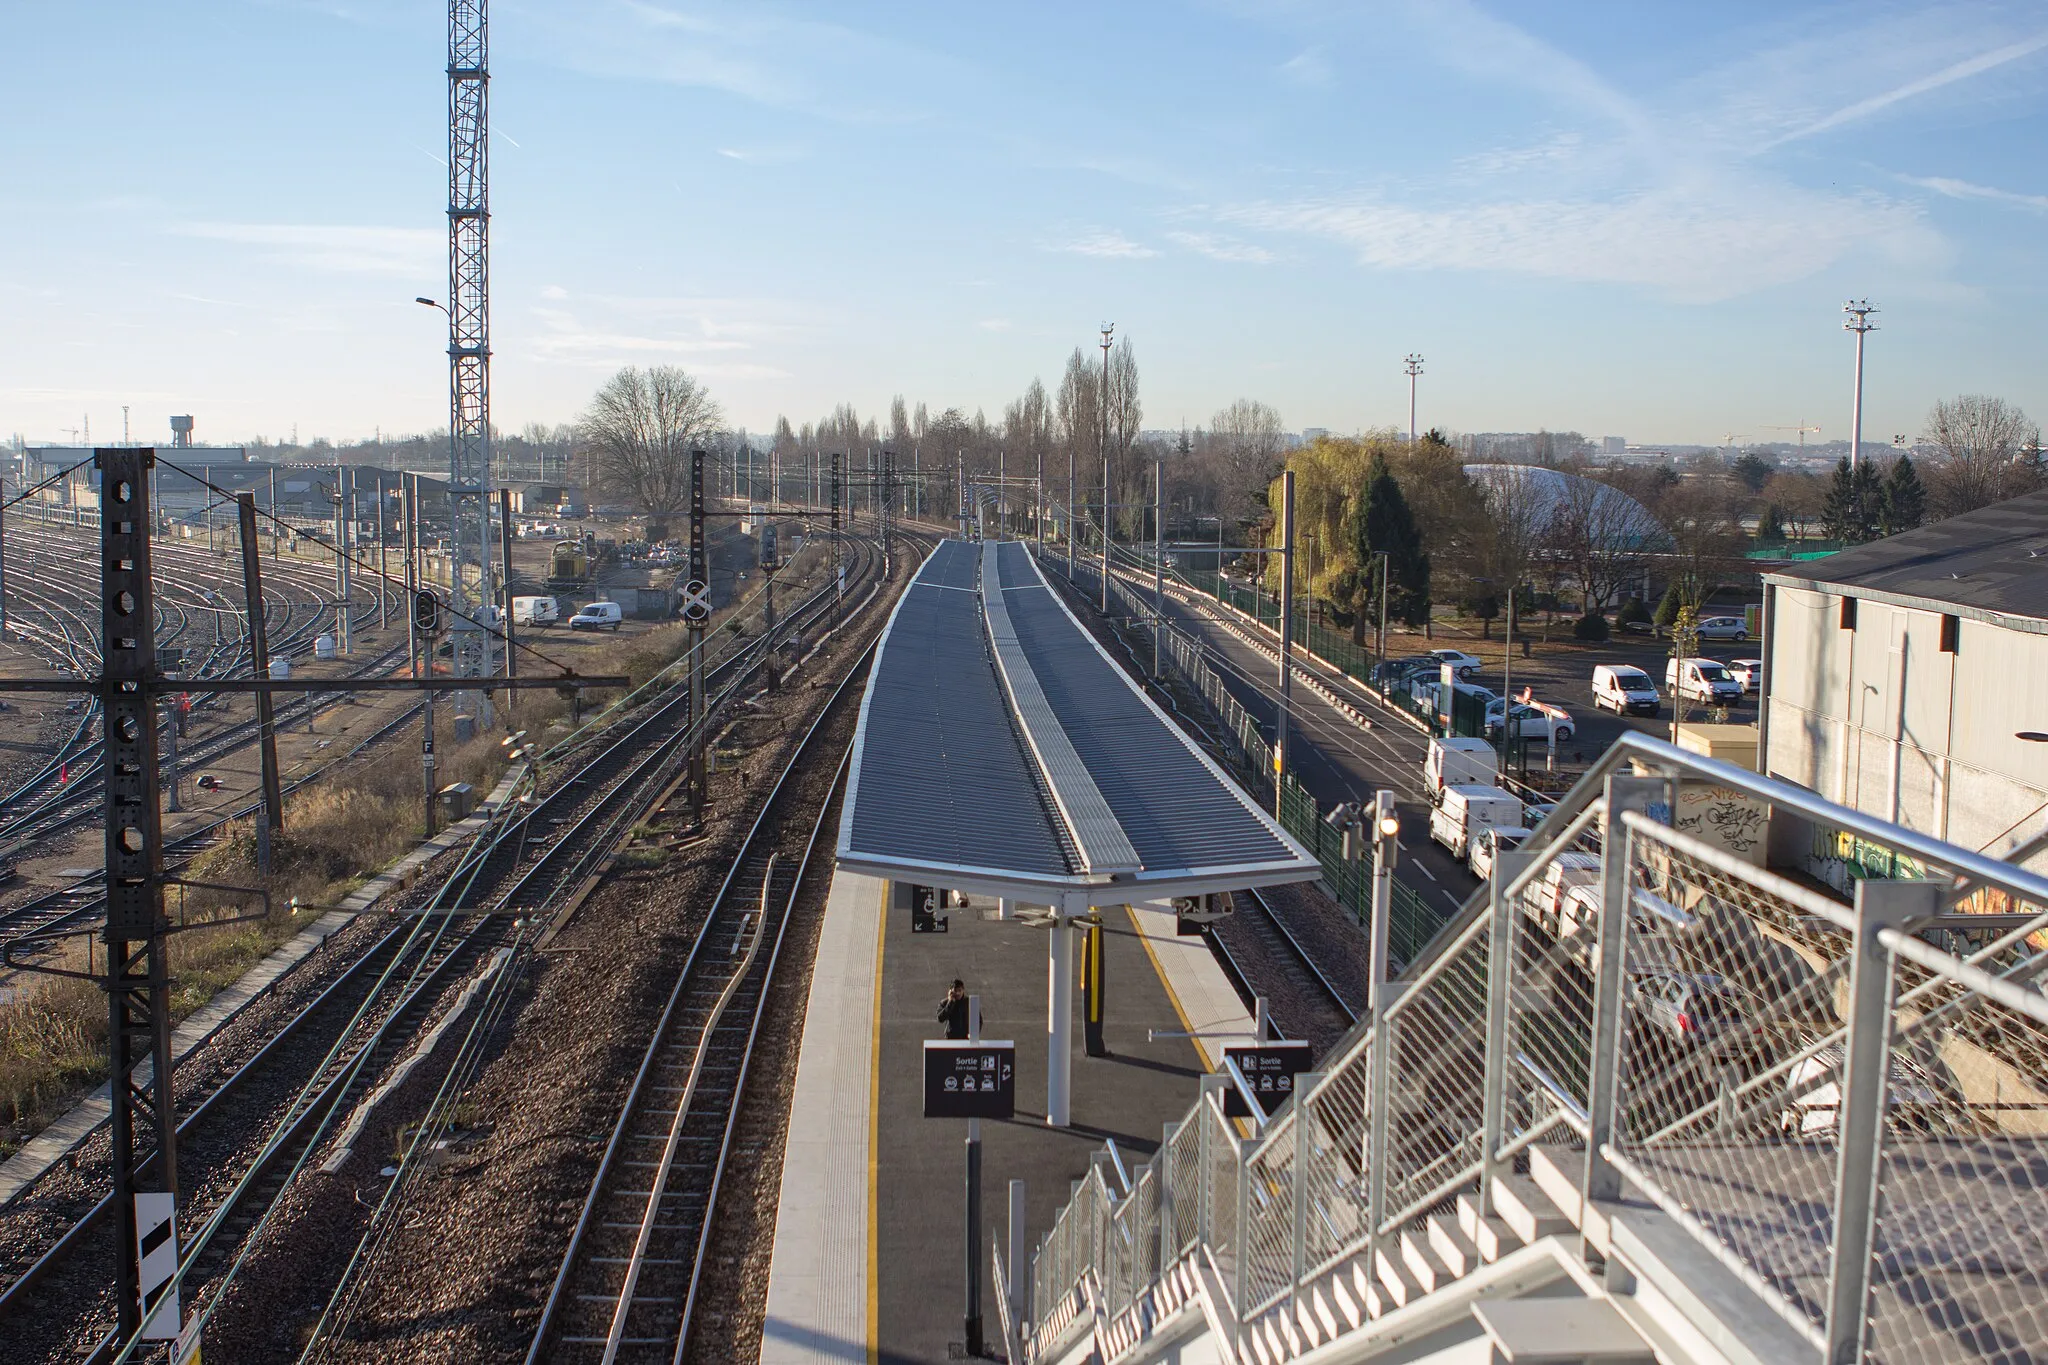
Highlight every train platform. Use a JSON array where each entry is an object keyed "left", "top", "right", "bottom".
[{"left": 761, "top": 871, "right": 1257, "bottom": 1365}]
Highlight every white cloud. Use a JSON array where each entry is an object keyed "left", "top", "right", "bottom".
[
  {"left": 172, "top": 222, "right": 440, "bottom": 276},
  {"left": 1166, "top": 231, "right": 1274, "bottom": 264},
  {"left": 1049, "top": 230, "right": 1158, "bottom": 259},
  {"left": 976, "top": 318, "right": 1013, "bottom": 331},
  {"left": 1279, "top": 46, "right": 1331, "bottom": 87},
  {"left": 1769, "top": 30, "right": 2048, "bottom": 147},
  {"left": 1219, "top": 181, "right": 1939, "bottom": 303},
  {"left": 540, "top": 284, "right": 570, "bottom": 300},
  {"left": 534, "top": 1, "right": 958, "bottom": 123},
  {"left": 1899, "top": 173, "right": 2048, "bottom": 212},
  {"left": 1453, "top": 133, "right": 1584, "bottom": 179},
  {"left": 716, "top": 145, "right": 805, "bottom": 164}
]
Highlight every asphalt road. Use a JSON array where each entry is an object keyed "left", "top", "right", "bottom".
[{"left": 1137, "top": 584, "right": 1483, "bottom": 922}]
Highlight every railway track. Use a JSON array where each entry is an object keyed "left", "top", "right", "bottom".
[
  {"left": 0, "top": 517, "right": 396, "bottom": 846},
  {"left": 0, "top": 528, "right": 908, "bottom": 1364},
  {"left": 1203, "top": 888, "right": 1359, "bottom": 1043},
  {"left": 523, "top": 643, "right": 867, "bottom": 1364}
]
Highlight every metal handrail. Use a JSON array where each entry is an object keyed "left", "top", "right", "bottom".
[{"left": 1024, "top": 733, "right": 2048, "bottom": 1365}]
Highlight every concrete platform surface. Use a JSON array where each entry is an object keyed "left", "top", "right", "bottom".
[{"left": 764, "top": 873, "right": 1259, "bottom": 1365}]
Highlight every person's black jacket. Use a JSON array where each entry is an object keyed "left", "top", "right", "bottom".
[{"left": 938, "top": 994, "right": 969, "bottom": 1039}]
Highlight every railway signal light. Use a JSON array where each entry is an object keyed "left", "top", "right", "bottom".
[{"left": 414, "top": 589, "right": 441, "bottom": 634}]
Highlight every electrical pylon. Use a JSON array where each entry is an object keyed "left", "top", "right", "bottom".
[{"left": 446, "top": 0, "right": 493, "bottom": 678}]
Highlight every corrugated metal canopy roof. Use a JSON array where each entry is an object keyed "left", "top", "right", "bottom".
[{"left": 838, "top": 539, "right": 1320, "bottom": 904}]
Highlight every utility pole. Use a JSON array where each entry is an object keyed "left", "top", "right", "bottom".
[
  {"left": 1405, "top": 354, "right": 1425, "bottom": 443},
  {"left": 1153, "top": 457, "right": 1164, "bottom": 677},
  {"left": 1844, "top": 300, "right": 1877, "bottom": 470},
  {"left": 1035, "top": 448, "right": 1045, "bottom": 559},
  {"left": 376, "top": 474, "right": 388, "bottom": 631},
  {"left": 97, "top": 450, "right": 178, "bottom": 1346},
  {"left": 688, "top": 448, "right": 707, "bottom": 822},
  {"left": 1275, "top": 469, "right": 1295, "bottom": 815},
  {"left": 236, "top": 493, "right": 283, "bottom": 876},
  {"left": 1100, "top": 323, "right": 1113, "bottom": 613}
]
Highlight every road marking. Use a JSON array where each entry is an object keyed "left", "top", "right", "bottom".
[{"left": 1413, "top": 863, "right": 1438, "bottom": 883}]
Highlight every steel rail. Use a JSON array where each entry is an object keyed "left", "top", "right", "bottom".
[{"left": 524, "top": 646, "right": 871, "bottom": 1363}]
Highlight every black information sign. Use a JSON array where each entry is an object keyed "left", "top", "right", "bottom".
[
  {"left": 923, "top": 1041, "right": 1016, "bottom": 1119},
  {"left": 1220, "top": 1041, "right": 1313, "bottom": 1118}
]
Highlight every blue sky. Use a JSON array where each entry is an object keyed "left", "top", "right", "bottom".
[{"left": 3, "top": 0, "right": 2044, "bottom": 448}]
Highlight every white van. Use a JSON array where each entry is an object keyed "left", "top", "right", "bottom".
[
  {"left": 569, "top": 601, "right": 624, "bottom": 632},
  {"left": 1424, "top": 737, "right": 1498, "bottom": 804},
  {"left": 513, "top": 595, "right": 560, "bottom": 628},
  {"left": 1430, "top": 784, "right": 1524, "bottom": 862},
  {"left": 1591, "top": 664, "right": 1660, "bottom": 716},
  {"left": 1666, "top": 656, "right": 1743, "bottom": 705}
]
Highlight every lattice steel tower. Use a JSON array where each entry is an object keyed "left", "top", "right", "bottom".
[{"left": 446, "top": 0, "right": 493, "bottom": 675}]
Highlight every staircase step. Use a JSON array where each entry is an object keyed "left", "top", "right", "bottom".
[
  {"left": 1490, "top": 1174, "right": 1575, "bottom": 1247},
  {"left": 1457, "top": 1192, "right": 1520, "bottom": 1262},
  {"left": 1373, "top": 1245, "right": 1427, "bottom": 1310},
  {"left": 1426, "top": 1213, "right": 1484, "bottom": 1278},
  {"left": 1400, "top": 1226, "right": 1457, "bottom": 1294},
  {"left": 1528, "top": 1145, "right": 1585, "bottom": 1222}
]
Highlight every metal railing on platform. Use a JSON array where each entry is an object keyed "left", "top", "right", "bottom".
[{"left": 1020, "top": 721, "right": 2048, "bottom": 1365}]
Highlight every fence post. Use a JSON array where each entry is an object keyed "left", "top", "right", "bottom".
[
  {"left": 1581, "top": 774, "right": 1665, "bottom": 1251},
  {"left": 1160, "top": 1121, "right": 1177, "bottom": 1273},
  {"left": 1824, "top": 878, "right": 1934, "bottom": 1364},
  {"left": 1290, "top": 1079, "right": 1319, "bottom": 1309},
  {"left": 1481, "top": 849, "right": 1539, "bottom": 1213}
]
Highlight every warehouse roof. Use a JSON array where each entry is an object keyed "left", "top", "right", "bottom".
[
  {"left": 837, "top": 538, "right": 1319, "bottom": 904},
  {"left": 1763, "top": 489, "right": 2048, "bottom": 633}
]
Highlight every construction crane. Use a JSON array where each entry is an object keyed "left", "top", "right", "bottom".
[{"left": 1763, "top": 422, "right": 1821, "bottom": 448}]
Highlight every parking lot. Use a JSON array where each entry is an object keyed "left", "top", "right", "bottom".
[{"left": 1374, "top": 613, "right": 1762, "bottom": 769}]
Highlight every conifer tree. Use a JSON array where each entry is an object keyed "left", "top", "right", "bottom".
[
  {"left": 1880, "top": 454, "right": 1926, "bottom": 536},
  {"left": 1350, "top": 453, "right": 1431, "bottom": 631}
]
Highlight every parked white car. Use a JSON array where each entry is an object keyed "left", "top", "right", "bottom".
[
  {"left": 1486, "top": 699, "right": 1575, "bottom": 743},
  {"left": 1694, "top": 615, "right": 1750, "bottom": 642},
  {"left": 1426, "top": 649, "right": 1485, "bottom": 680},
  {"left": 1728, "top": 658, "right": 1763, "bottom": 692}
]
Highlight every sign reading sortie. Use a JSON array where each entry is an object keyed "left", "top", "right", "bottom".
[{"left": 922, "top": 1041, "right": 1017, "bottom": 1119}]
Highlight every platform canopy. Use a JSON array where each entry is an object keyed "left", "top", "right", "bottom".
[{"left": 838, "top": 538, "right": 1320, "bottom": 906}]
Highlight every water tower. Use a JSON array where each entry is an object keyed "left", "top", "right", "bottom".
[{"left": 170, "top": 415, "right": 194, "bottom": 448}]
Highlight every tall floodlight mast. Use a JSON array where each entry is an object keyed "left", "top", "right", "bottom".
[
  {"left": 1843, "top": 300, "right": 1877, "bottom": 471},
  {"left": 1404, "top": 353, "right": 1425, "bottom": 442},
  {"left": 446, "top": 0, "right": 493, "bottom": 678}
]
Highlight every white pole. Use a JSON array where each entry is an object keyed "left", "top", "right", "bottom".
[
  {"left": 1047, "top": 911, "right": 1075, "bottom": 1127},
  {"left": 1844, "top": 301, "right": 1877, "bottom": 470}
]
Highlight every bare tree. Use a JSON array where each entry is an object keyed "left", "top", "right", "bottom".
[
  {"left": 1209, "top": 399, "right": 1286, "bottom": 524},
  {"left": 580, "top": 365, "right": 722, "bottom": 540},
  {"left": 888, "top": 395, "right": 913, "bottom": 452},
  {"left": 1658, "top": 478, "right": 1746, "bottom": 610},
  {"left": 1467, "top": 464, "right": 1552, "bottom": 637},
  {"left": 1549, "top": 467, "right": 1667, "bottom": 612},
  {"left": 1922, "top": 395, "right": 2043, "bottom": 517},
  {"left": 1055, "top": 349, "right": 1099, "bottom": 535},
  {"left": 1104, "top": 339, "right": 1145, "bottom": 536}
]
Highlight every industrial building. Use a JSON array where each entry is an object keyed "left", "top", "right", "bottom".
[{"left": 1760, "top": 489, "right": 2048, "bottom": 879}]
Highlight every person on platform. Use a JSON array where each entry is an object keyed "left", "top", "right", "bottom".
[{"left": 937, "top": 979, "right": 971, "bottom": 1039}]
